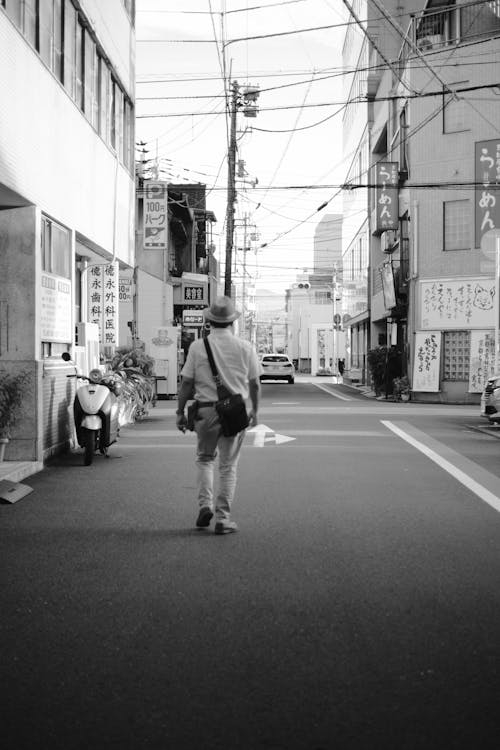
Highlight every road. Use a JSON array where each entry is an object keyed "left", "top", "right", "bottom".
[{"left": 1, "top": 378, "right": 500, "bottom": 749}]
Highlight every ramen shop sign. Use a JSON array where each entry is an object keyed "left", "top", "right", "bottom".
[{"left": 374, "top": 162, "right": 398, "bottom": 233}]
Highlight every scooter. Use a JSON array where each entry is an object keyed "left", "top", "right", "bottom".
[{"left": 62, "top": 353, "right": 119, "bottom": 465}]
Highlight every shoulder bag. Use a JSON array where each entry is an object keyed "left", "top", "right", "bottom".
[{"left": 203, "top": 338, "right": 249, "bottom": 437}]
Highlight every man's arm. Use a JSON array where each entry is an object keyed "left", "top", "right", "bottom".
[
  {"left": 176, "top": 376, "right": 194, "bottom": 432},
  {"left": 248, "top": 377, "right": 260, "bottom": 427}
]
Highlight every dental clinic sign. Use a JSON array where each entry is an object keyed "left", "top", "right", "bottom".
[
  {"left": 87, "top": 262, "right": 119, "bottom": 346},
  {"left": 475, "top": 139, "right": 500, "bottom": 247}
]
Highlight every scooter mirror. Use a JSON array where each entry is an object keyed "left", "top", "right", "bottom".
[
  {"left": 89, "top": 369, "right": 102, "bottom": 383},
  {"left": 61, "top": 352, "right": 72, "bottom": 362}
]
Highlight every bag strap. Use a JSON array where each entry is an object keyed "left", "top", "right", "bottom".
[{"left": 203, "top": 338, "right": 232, "bottom": 399}]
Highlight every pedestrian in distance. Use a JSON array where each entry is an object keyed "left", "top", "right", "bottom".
[{"left": 176, "top": 296, "right": 261, "bottom": 535}]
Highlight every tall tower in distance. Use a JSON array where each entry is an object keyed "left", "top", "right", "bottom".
[{"left": 314, "top": 213, "right": 342, "bottom": 277}]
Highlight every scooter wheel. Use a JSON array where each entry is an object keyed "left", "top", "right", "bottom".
[{"left": 82, "top": 428, "right": 96, "bottom": 466}]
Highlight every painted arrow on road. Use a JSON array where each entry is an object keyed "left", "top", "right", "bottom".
[{"left": 247, "top": 423, "right": 296, "bottom": 447}]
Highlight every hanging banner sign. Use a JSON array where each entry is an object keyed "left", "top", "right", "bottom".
[
  {"left": 413, "top": 331, "right": 441, "bottom": 392},
  {"left": 419, "top": 278, "right": 495, "bottom": 330},
  {"left": 475, "top": 139, "right": 500, "bottom": 248},
  {"left": 87, "top": 262, "right": 119, "bottom": 346},
  {"left": 144, "top": 181, "right": 168, "bottom": 251},
  {"left": 374, "top": 161, "right": 398, "bottom": 232},
  {"left": 380, "top": 262, "right": 396, "bottom": 309},
  {"left": 468, "top": 329, "right": 495, "bottom": 393}
]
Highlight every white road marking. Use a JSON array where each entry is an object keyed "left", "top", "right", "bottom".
[
  {"left": 247, "top": 423, "right": 296, "bottom": 447},
  {"left": 382, "top": 420, "right": 500, "bottom": 513},
  {"left": 314, "top": 383, "right": 352, "bottom": 401}
]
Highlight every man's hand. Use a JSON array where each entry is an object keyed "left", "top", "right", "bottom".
[
  {"left": 248, "top": 409, "right": 258, "bottom": 428},
  {"left": 176, "top": 413, "right": 188, "bottom": 433}
]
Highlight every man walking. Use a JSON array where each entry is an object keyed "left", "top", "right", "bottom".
[{"left": 176, "top": 296, "right": 260, "bottom": 534}]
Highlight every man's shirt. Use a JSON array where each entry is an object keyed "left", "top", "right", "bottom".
[{"left": 181, "top": 327, "right": 260, "bottom": 402}]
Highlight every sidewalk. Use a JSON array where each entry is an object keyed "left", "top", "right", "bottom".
[{"left": 0, "top": 460, "right": 44, "bottom": 484}]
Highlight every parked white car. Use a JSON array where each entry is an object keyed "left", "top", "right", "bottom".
[
  {"left": 259, "top": 354, "right": 295, "bottom": 384},
  {"left": 480, "top": 373, "right": 500, "bottom": 422}
]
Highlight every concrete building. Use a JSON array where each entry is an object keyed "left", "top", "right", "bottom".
[
  {"left": 313, "top": 213, "right": 343, "bottom": 274},
  {"left": 341, "top": 0, "right": 413, "bottom": 385},
  {"left": 368, "top": 0, "right": 500, "bottom": 402},
  {"left": 0, "top": 0, "right": 136, "bottom": 461}
]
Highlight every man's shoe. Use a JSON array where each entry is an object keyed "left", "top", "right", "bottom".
[
  {"left": 214, "top": 520, "right": 238, "bottom": 535},
  {"left": 196, "top": 507, "right": 214, "bottom": 528}
]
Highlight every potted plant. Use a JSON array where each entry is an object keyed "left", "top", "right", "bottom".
[
  {"left": 367, "top": 346, "right": 388, "bottom": 396},
  {"left": 392, "top": 375, "right": 411, "bottom": 401},
  {"left": 0, "top": 369, "right": 30, "bottom": 460}
]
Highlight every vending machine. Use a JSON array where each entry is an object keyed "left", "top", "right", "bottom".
[{"left": 147, "top": 326, "right": 181, "bottom": 398}]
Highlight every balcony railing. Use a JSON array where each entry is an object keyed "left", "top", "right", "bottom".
[{"left": 399, "top": 0, "right": 500, "bottom": 68}]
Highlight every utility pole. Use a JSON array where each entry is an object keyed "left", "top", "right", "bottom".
[
  {"left": 224, "top": 81, "right": 239, "bottom": 298},
  {"left": 224, "top": 81, "right": 260, "bottom": 298}
]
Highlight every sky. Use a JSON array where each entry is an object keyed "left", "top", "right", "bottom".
[{"left": 135, "top": 0, "right": 349, "bottom": 296}]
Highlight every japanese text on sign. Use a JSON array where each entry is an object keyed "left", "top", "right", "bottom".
[
  {"left": 412, "top": 331, "right": 441, "bottom": 392},
  {"left": 144, "top": 181, "right": 168, "bottom": 251},
  {"left": 375, "top": 161, "right": 398, "bottom": 232},
  {"left": 183, "top": 286, "right": 206, "bottom": 304},
  {"left": 87, "top": 263, "right": 119, "bottom": 346},
  {"left": 469, "top": 330, "right": 495, "bottom": 393},
  {"left": 40, "top": 272, "right": 72, "bottom": 342},
  {"left": 475, "top": 139, "right": 500, "bottom": 247},
  {"left": 419, "top": 278, "right": 495, "bottom": 330}
]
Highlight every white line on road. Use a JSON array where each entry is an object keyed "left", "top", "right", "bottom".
[
  {"left": 314, "top": 383, "right": 352, "bottom": 401},
  {"left": 382, "top": 420, "right": 500, "bottom": 513}
]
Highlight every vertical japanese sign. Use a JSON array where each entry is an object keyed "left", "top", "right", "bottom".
[
  {"left": 412, "top": 331, "right": 441, "bottom": 392},
  {"left": 374, "top": 161, "right": 398, "bottom": 232},
  {"left": 87, "top": 263, "right": 119, "bottom": 346},
  {"left": 144, "top": 181, "right": 168, "bottom": 251},
  {"left": 468, "top": 330, "right": 495, "bottom": 393},
  {"left": 475, "top": 139, "right": 500, "bottom": 248}
]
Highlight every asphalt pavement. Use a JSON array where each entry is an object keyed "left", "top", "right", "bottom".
[{"left": 1, "top": 386, "right": 500, "bottom": 750}]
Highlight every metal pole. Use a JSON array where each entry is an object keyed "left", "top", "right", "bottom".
[{"left": 224, "top": 81, "right": 238, "bottom": 298}]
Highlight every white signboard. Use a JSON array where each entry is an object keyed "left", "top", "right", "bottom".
[
  {"left": 469, "top": 329, "right": 495, "bottom": 393},
  {"left": 420, "top": 278, "right": 495, "bottom": 330},
  {"left": 413, "top": 331, "right": 441, "bottom": 392},
  {"left": 40, "top": 272, "right": 72, "bottom": 342},
  {"left": 144, "top": 181, "right": 168, "bottom": 250},
  {"left": 183, "top": 310, "right": 204, "bottom": 326},
  {"left": 119, "top": 277, "right": 133, "bottom": 303},
  {"left": 87, "top": 262, "right": 119, "bottom": 346}
]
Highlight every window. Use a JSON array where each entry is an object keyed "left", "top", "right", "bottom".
[
  {"left": 3, "top": 0, "right": 22, "bottom": 28},
  {"left": 63, "top": 0, "right": 76, "bottom": 97},
  {"left": 75, "top": 16, "right": 84, "bottom": 110},
  {"left": 443, "top": 200, "right": 470, "bottom": 250},
  {"left": 83, "top": 28, "right": 97, "bottom": 123},
  {"left": 24, "top": 0, "right": 36, "bottom": 46},
  {"left": 443, "top": 84, "right": 468, "bottom": 133},
  {"left": 98, "top": 61, "right": 109, "bottom": 138},
  {"left": 41, "top": 216, "right": 71, "bottom": 278},
  {"left": 39, "top": 0, "right": 63, "bottom": 79},
  {"left": 443, "top": 330, "right": 470, "bottom": 381}
]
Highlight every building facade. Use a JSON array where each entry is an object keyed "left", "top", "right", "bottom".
[
  {"left": 0, "top": 0, "right": 136, "bottom": 460},
  {"left": 369, "top": 0, "right": 500, "bottom": 402}
]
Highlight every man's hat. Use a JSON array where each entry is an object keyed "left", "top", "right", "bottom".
[{"left": 204, "top": 296, "right": 241, "bottom": 324}]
